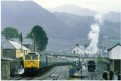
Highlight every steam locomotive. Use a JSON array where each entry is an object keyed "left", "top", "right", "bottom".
[{"left": 87, "top": 60, "right": 96, "bottom": 72}]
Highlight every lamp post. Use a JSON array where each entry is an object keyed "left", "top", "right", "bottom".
[
  {"left": 107, "top": 59, "right": 110, "bottom": 71},
  {"left": 104, "top": 49, "right": 110, "bottom": 71},
  {"left": 19, "top": 32, "right": 23, "bottom": 56}
]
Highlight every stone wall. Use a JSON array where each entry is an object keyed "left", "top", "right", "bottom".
[
  {"left": 1, "top": 61, "right": 10, "bottom": 80},
  {"left": 10, "top": 60, "right": 21, "bottom": 77},
  {"left": 1, "top": 60, "right": 21, "bottom": 80}
]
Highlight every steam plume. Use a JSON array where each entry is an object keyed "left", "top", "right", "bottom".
[{"left": 87, "top": 13, "right": 103, "bottom": 55}]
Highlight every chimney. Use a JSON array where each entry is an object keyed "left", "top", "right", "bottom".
[
  {"left": 76, "top": 44, "right": 79, "bottom": 47},
  {"left": 84, "top": 44, "right": 88, "bottom": 48}
]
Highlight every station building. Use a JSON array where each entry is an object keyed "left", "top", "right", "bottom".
[
  {"left": 108, "top": 43, "right": 121, "bottom": 73},
  {"left": 1, "top": 40, "right": 30, "bottom": 59}
]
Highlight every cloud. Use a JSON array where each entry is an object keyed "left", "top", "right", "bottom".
[
  {"left": 19, "top": 0, "right": 25, "bottom": 1},
  {"left": 34, "top": 0, "right": 121, "bottom": 13}
]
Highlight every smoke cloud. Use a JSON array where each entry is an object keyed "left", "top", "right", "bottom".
[
  {"left": 87, "top": 13, "right": 104, "bottom": 55},
  {"left": 95, "top": 13, "right": 104, "bottom": 24}
]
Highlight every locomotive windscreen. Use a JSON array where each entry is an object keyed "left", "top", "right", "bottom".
[{"left": 25, "top": 53, "right": 38, "bottom": 60}]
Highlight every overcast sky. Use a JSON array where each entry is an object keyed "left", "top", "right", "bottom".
[{"left": 33, "top": 0, "right": 121, "bottom": 13}]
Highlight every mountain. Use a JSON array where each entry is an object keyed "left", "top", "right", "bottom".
[
  {"left": 53, "top": 12, "right": 95, "bottom": 38},
  {"left": 1, "top": 1, "right": 120, "bottom": 51},
  {"left": 49, "top": 5, "right": 97, "bottom": 16},
  {"left": 49, "top": 5, "right": 120, "bottom": 23},
  {"left": 104, "top": 12, "right": 121, "bottom": 22},
  {"left": 53, "top": 12, "right": 120, "bottom": 39},
  {"left": 1, "top": 1, "right": 75, "bottom": 51},
  {"left": 1, "top": 1, "right": 72, "bottom": 39}
]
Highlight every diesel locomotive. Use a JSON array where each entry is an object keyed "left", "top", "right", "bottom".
[{"left": 21, "top": 52, "right": 75, "bottom": 75}]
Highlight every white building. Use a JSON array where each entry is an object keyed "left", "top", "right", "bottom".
[
  {"left": 108, "top": 43, "right": 121, "bottom": 59},
  {"left": 108, "top": 43, "right": 121, "bottom": 72},
  {"left": 71, "top": 44, "right": 85, "bottom": 54}
]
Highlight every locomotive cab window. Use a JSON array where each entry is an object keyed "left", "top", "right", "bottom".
[
  {"left": 25, "top": 53, "right": 40, "bottom": 60},
  {"left": 25, "top": 55, "right": 31, "bottom": 60},
  {"left": 32, "top": 55, "right": 38, "bottom": 60}
]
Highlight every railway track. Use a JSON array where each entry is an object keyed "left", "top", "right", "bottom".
[
  {"left": 39, "top": 66, "right": 62, "bottom": 80},
  {"left": 11, "top": 76, "right": 34, "bottom": 80},
  {"left": 12, "top": 66, "right": 63, "bottom": 80},
  {"left": 10, "top": 76, "right": 24, "bottom": 80}
]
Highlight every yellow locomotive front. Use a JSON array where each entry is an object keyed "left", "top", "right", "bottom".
[{"left": 23, "top": 52, "right": 40, "bottom": 69}]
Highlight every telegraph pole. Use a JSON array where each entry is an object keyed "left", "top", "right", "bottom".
[
  {"left": 19, "top": 32, "right": 23, "bottom": 55},
  {"left": 32, "top": 33, "right": 36, "bottom": 52}
]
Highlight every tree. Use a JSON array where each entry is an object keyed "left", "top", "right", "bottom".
[
  {"left": 27, "top": 25, "right": 48, "bottom": 51},
  {"left": 2, "top": 27, "right": 19, "bottom": 40}
]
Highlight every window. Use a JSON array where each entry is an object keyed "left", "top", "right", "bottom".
[
  {"left": 73, "top": 50, "right": 76, "bottom": 54},
  {"left": 6, "top": 49, "right": 10, "bottom": 52}
]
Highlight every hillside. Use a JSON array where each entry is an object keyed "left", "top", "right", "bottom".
[
  {"left": 1, "top": 1, "right": 71, "bottom": 39},
  {"left": 1, "top": 1, "right": 120, "bottom": 51},
  {"left": 49, "top": 5, "right": 121, "bottom": 22},
  {"left": 54, "top": 12, "right": 120, "bottom": 39},
  {"left": 49, "top": 5, "right": 96, "bottom": 16}
]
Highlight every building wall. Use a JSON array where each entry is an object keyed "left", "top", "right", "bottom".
[
  {"left": 3, "top": 49, "right": 16, "bottom": 59},
  {"left": 114, "top": 60, "right": 121, "bottom": 72},
  {"left": 16, "top": 49, "right": 22, "bottom": 58},
  {"left": 2, "top": 49, "right": 30, "bottom": 59},
  {"left": 110, "top": 59, "right": 121, "bottom": 73},
  {"left": 72, "top": 47, "right": 84, "bottom": 54},
  {"left": 16, "top": 49, "right": 30, "bottom": 58},
  {"left": 109, "top": 45, "right": 121, "bottom": 59}
]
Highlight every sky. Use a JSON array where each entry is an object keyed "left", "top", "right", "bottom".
[{"left": 33, "top": 0, "right": 121, "bottom": 13}]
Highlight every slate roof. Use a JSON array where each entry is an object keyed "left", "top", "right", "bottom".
[
  {"left": 108, "top": 43, "right": 121, "bottom": 51},
  {"left": 1, "top": 38, "right": 32, "bottom": 45},
  {"left": 71, "top": 45, "right": 85, "bottom": 51},
  {"left": 79, "top": 46, "right": 84, "bottom": 49},
  {"left": 2, "top": 40, "right": 30, "bottom": 50}
]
